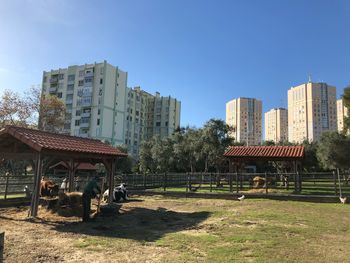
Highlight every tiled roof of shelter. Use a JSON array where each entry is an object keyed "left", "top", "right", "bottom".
[
  {"left": 0, "top": 126, "right": 127, "bottom": 157},
  {"left": 224, "top": 146, "right": 304, "bottom": 159}
]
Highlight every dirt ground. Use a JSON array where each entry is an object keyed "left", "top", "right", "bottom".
[{"left": 1, "top": 194, "right": 349, "bottom": 263}]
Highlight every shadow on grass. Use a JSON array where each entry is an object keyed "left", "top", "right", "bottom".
[{"left": 54, "top": 207, "right": 211, "bottom": 242}]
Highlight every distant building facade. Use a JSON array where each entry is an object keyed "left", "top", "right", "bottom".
[
  {"left": 125, "top": 87, "right": 181, "bottom": 156},
  {"left": 226, "top": 97, "right": 262, "bottom": 145},
  {"left": 264, "top": 108, "right": 288, "bottom": 143},
  {"left": 41, "top": 61, "right": 181, "bottom": 158},
  {"left": 287, "top": 82, "right": 337, "bottom": 143},
  {"left": 337, "top": 98, "right": 348, "bottom": 132}
]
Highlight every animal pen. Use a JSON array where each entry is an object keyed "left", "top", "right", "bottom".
[{"left": 0, "top": 125, "right": 127, "bottom": 216}]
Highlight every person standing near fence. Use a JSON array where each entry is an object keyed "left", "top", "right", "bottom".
[{"left": 82, "top": 176, "right": 101, "bottom": 222}]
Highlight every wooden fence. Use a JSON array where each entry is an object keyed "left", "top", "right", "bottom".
[{"left": 1, "top": 171, "right": 350, "bottom": 199}]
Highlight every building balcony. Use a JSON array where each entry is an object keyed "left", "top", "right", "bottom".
[
  {"left": 84, "top": 71, "right": 94, "bottom": 77},
  {"left": 79, "top": 133, "right": 89, "bottom": 138},
  {"left": 66, "top": 99, "right": 73, "bottom": 105},
  {"left": 50, "top": 77, "right": 58, "bottom": 83},
  {"left": 49, "top": 87, "right": 57, "bottom": 93},
  {"left": 66, "top": 89, "right": 74, "bottom": 95},
  {"left": 81, "top": 112, "right": 91, "bottom": 118},
  {"left": 80, "top": 122, "right": 90, "bottom": 128}
]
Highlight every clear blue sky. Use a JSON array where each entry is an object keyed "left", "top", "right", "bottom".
[{"left": 1, "top": 0, "right": 349, "bottom": 127}]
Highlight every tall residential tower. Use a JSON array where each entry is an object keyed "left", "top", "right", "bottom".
[
  {"left": 287, "top": 82, "right": 337, "bottom": 143},
  {"left": 337, "top": 98, "right": 348, "bottom": 132},
  {"left": 264, "top": 108, "right": 288, "bottom": 143},
  {"left": 226, "top": 97, "right": 262, "bottom": 145},
  {"left": 41, "top": 61, "right": 181, "bottom": 158}
]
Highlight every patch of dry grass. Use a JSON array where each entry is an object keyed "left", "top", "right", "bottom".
[{"left": 0, "top": 195, "right": 349, "bottom": 262}]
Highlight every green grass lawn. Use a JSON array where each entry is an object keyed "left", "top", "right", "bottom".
[
  {"left": 0, "top": 193, "right": 26, "bottom": 199},
  {"left": 70, "top": 195, "right": 350, "bottom": 262}
]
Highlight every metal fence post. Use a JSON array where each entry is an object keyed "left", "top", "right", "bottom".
[
  {"left": 265, "top": 172, "right": 268, "bottom": 194},
  {"left": 143, "top": 173, "right": 146, "bottom": 190},
  {"left": 229, "top": 173, "right": 233, "bottom": 192},
  {"left": 236, "top": 172, "right": 239, "bottom": 193}
]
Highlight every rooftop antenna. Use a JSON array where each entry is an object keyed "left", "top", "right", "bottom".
[{"left": 308, "top": 74, "right": 312, "bottom": 83}]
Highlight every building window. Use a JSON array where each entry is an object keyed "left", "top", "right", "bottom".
[
  {"left": 58, "top": 73, "right": 64, "bottom": 80},
  {"left": 98, "top": 109, "right": 101, "bottom": 115},
  {"left": 67, "top": 84, "right": 74, "bottom": 90},
  {"left": 57, "top": 92, "right": 62, "bottom": 98},
  {"left": 43, "top": 76, "right": 47, "bottom": 83},
  {"left": 78, "top": 70, "right": 84, "bottom": 77},
  {"left": 68, "top": 75, "right": 75, "bottom": 82},
  {"left": 97, "top": 119, "right": 100, "bottom": 125},
  {"left": 165, "top": 121, "right": 168, "bottom": 126},
  {"left": 100, "top": 78, "right": 103, "bottom": 84},
  {"left": 76, "top": 110, "right": 81, "bottom": 116},
  {"left": 78, "top": 80, "right": 84, "bottom": 86},
  {"left": 156, "top": 122, "right": 161, "bottom": 127},
  {"left": 75, "top": 120, "right": 80, "bottom": 126},
  {"left": 84, "top": 76, "right": 93, "bottom": 83}
]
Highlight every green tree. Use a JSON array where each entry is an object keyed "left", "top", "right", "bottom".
[
  {"left": 201, "top": 119, "right": 234, "bottom": 172},
  {"left": 317, "top": 131, "right": 350, "bottom": 170},
  {"left": 139, "top": 137, "right": 157, "bottom": 173},
  {"left": 0, "top": 90, "right": 32, "bottom": 128}
]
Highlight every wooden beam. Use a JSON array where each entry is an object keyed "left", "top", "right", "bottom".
[
  {"left": 68, "top": 158, "right": 74, "bottom": 192},
  {"left": 0, "top": 153, "right": 37, "bottom": 160},
  {"left": 108, "top": 160, "right": 116, "bottom": 204},
  {"left": 29, "top": 153, "right": 42, "bottom": 217}
]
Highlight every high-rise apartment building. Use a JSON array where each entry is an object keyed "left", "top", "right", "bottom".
[
  {"left": 226, "top": 97, "right": 262, "bottom": 145},
  {"left": 264, "top": 108, "right": 288, "bottom": 143},
  {"left": 124, "top": 87, "right": 181, "bottom": 156},
  {"left": 337, "top": 98, "right": 348, "bottom": 132},
  {"left": 287, "top": 82, "right": 337, "bottom": 143},
  {"left": 41, "top": 61, "right": 181, "bottom": 158}
]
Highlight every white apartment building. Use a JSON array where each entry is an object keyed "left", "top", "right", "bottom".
[
  {"left": 337, "top": 98, "right": 348, "bottom": 132},
  {"left": 41, "top": 61, "right": 181, "bottom": 158},
  {"left": 226, "top": 97, "right": 262, "bottom": 145},
  {"left": 287, "top": 82, "right": 337, "bottom": 143},
  {"left": 264, "top": 108, "right": 288, "bottom": 143},
  {"left": 125, "top": 88, "right": 181, "bottom": 156}
]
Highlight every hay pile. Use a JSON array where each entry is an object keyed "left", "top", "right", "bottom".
[{"left": 49, "top": 192, "right": 83, "bottom": 217}]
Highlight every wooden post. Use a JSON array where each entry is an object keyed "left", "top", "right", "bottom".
[
  {"left": 298, "top": 171, "right": 302, "bottom": 193},
  {"left": 229, "top": 173, "right": 233, "bottom": 192},
  {"left": 0, "top": 230, "right": 4, "bottom": 263},
  {"left": 4, "top": 173, "right": 9, "bottom": 200},
  {"left": 108, "top": 161, "right": 115, "bottom": 204},
  {"left": 265, "top": 172, "right": 268, "bottom": 194},
  {"left": 68, "top": 159, "right": 74, "bottom": 192},
  {"left": 210, "top": 173, "right": 213, "bottom": 192},
  {"left": 236, "top": 172, "right": 239, "bottom": 193},
  {"left": 333, "top": 171, "right": 337, "bottom": 196},
  {"left": 143, "top": 173, "right": 146, "bottom": 190},
  {"left": 163, "top": 172, "right": 167, "bottom": 191},
  {"left": 30, "top": 154, "right": 42, "bottom": 217},
  {"left": 186, "top": 172, "right": 189, "bottom": 193}
]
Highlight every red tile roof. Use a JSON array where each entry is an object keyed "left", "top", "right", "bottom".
[
  {"left": 0, "top": 126, "right": 127, "bottom": 157},
  {"left": 50, "top": 161, "right": 97, "bottom": 170},
  {"left": 224, "top": 146, "right": 304, "bottom": 159}
]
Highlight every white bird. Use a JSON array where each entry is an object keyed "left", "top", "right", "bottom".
[
  {"left": 340, "top": 196, "right": 347, "bottom": 204},
  {"left": 238, "top": 195, "right": 245, "bottom": 201}
]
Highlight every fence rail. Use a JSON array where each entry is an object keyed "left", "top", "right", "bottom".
[{"left": 1, "top": 171, "right": 350, "bottom": 200}]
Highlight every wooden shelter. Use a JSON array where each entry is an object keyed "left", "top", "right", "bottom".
[
  {"left": 0, "top": 126, "right": 127, "bottom": 217},
  {"left": 49, "top": 161, "right": 97, "bottom": 176},
  {"left": 224, "top": 145, "right": 305, "bottom": 172}
]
